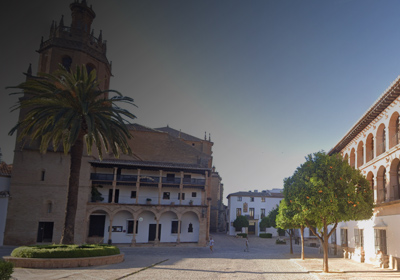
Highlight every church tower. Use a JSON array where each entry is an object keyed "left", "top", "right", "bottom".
[
  {"left": 36, "top": 0, "right": 111, "bottom": 91},
  {"left": 4, "top": 1, "right": 112, "bottom": 246}
]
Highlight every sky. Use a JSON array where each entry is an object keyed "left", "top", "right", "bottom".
[{"left": 2, "top": 0, "right": 400, "bottom": 203}]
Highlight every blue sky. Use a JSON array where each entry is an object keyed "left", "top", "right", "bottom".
[{"left": 2, "top": 0, "right": 400, "bottom": 200}]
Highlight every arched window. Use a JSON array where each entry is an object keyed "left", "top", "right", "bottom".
[
  {"left": 350, "top": 148, "right": 355, "bottom": 168},
  {"left": 376, "top": 124, "right": 386, "bottom": 156},
  {"left": 62, "top": 55, "right": 72, "bottom": 72},
  {"left": 377, "top": 166, "right": 387, "bottom": 203},
  {"left": 389, "top": 112, "right": 400, "bottom": 149},
  {"left": 357, "top": 141, "right": 364, "bottom": 168},
  {"left": 86, "top": 63, "right": 96, "bottom": 75},
  {"left": 367, "top": 172, "right": 375, "bottom": 202},
  {"left": 366, "top": 133, "right": 374, "bottom": 162}
]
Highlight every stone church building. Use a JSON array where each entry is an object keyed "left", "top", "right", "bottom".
[{"left": 4, "top": 0, "right": 224, "bottom": 246}]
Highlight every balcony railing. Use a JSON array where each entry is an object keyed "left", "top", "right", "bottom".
[{"left": 90, "top": 173, "right": 205, "bottom": 186}]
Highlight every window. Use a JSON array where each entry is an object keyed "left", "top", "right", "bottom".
[
  {"left": 261, "top": 197, "right": 266, "bottom": 202},
  {"left": 249, "top": 208, "right": 254, "bottom": 218},
  {"left": 47, "top": 202, "right": 52, "bottom": 213},
  {"left": 331, "top": 229, "right": 337, "bottom": 244},
  {"left": 250, "top": 197, "right": 254, "bottom": 202},
  {"left": 192, "top": 192, "right": 197, "bottom": 197},
  {"left": 130, "top": 191, "right": 136, "bottom": 198},
  {"left": 375, "top": 229, "right": 387, "bottom": 254},
  {"left": 309, "top": 227, "right": 317, "bottom": 237},
  {"left": 171, "top": 221, "right": 180, "bottom": 234},
  {"left": 261, "top": 209, "right": 265, "bottom": 218},
  {"left": 178, "top": 193, "right": 185, "bottom": 200},
  {"left": 163, "top": 192, "right": 170, "bottom": 200},
  {"left": 236, "top": 208, "right": 242, "bottom": 216},
  {"left": 188, "top": 223, "right": 193, "bottom": 233},
  {"left": 341, "top": 228, "right": 348, "bottom": 247},
  {"left": 108, "top": 189, "right": 119, "bottom": 203},
  {"left": 41, "top": 170, "right": 45, "bottom": 181},
  {"left": 354, "top": 228, "right": 364, "bottom": 248},
  {"left": 127, "top": 220, "right": 138, "bottom": 234},
  {"left": 237, "top": 196, "right": 242, "bottom": 201},
  {"left": 86, "top": 63, "right": 95, "bottom": 75},
  {"left": 167, "top": 173, "right": 175, "bottom": 182},
  {"left": 183, "top": 174, "right": 191, "bottom": 183},
  {"left": 62, "top": 55, "right": 72, "bottom": 72}
]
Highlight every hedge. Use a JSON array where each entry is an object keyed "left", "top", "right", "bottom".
[
  {"left": 259, "top": 233, "right": 272, "bottom": 238},
  {"left": 236, "top": 233, "right": 247, "bottom": 238},
  {"left": 10, "top": 244, "right": 120, "bottom": 259},
  {"left": 0, "top": 260, "right": 13, "bottom": 280}
]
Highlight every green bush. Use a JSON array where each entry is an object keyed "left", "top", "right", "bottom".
[
  {"left": 0, "top": 260, "right": 13, "bottom": 280},
  {"left": 259, "top": 233, "right": 272, "bottom": 238},
  {"left": 10, "top": 244, "right": 120, "bottom": 259},
  {"left": 236, "top": 233, "right": 247, "bottom": 238},
  {"left": 275, "top": 238, "right": 286, "bottom": 244}
]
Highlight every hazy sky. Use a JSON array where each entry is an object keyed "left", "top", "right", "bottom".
[{"left": 2, "top": 0, "right": 400, "bottom": 201}]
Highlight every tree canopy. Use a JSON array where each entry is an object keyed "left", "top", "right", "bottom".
[
  {"left": 233, "top": 215, "right": 249, "bottom": 231},
  {"left": 8, "top": 65, "right": 137, "bottom": 244},
  {"left": 284, "top": 151, "right": 374, "bottom": 272}
]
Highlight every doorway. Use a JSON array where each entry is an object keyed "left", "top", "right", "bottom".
[
  {"left": 37, "top": 222, "right": 54, "bottom": 243},
  {"left": 148, "top": 224, "right": 161, "bottom": 241}
]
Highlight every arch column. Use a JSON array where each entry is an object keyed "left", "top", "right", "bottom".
[
  {"left": 158, "top": 170, "right": 163, "bottom": 205},
  {"left": 107, "top": 217, "right": 114, "bottom": 244},
  {"left": 155, "top": 218, "right": 160, "bottom": 245},
  {"left": 131, "top": 219, "right": 137, "bottom": 247},
  {"left": 111, "top": 167, "right": 117, "bottom": 203},
  {"left": 135, "top": 169, "right": 141, "bottom": 205},
  {"left": 179, "top": 171, "right": 183, "bottom": 205},
  {"left": 177, "top": 219, "right": 181, "bottom": 243}
]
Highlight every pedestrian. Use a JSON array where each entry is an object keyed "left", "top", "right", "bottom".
[
  {"left": 245, "top": 237, "right": 249, "bottom": 252},
  {"left": 209, "top": 237, "right": 214, "bottom": 252}
]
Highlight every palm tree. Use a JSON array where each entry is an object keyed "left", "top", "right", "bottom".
[{"left": 8, "top": 65, "right": 136, "bottom": 244}]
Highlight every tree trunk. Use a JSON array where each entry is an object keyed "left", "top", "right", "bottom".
[
  {"left": 322, "top": 222, "right": 329, "bottom": 273},
  {"left": 60, "top": 133, "right": 84, "bottom": 244},
  {"left": 289, "top": 229, "right": 293, "bottom": 254},
  {"left": 300, "top": 226, "right": 305, "bottom": 260}
]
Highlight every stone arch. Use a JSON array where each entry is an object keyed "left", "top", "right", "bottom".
[
  {"left": 159, "top": 210, "right": 179, "bottom": 243},
  {"left": 389, "top": 158, "right": 400, "bottom": 200},
  {"left": 357, "top": 141, "right": 364, "bottom": 168},
  {"left": 366, "top": 171, "right": 375, "bottom": 202},
  {"left": 377, "top": 165, "right": 387, "bottom": 203},
  {"left": 376, "top": 123, "right": 386, "bottom": 156},
  {"left": 350, "top": 148, "right": 356, "bottom": 168},
  {"left": 366, "top": 133, "right": 374, "bottom": 162},
  {"left": 180, "top": 211, "right": 200, "bottom": 242},
  {"left": 135, "top": 210, "right": 157, "bottom": 244},
  {"left": 343, "top": 153, "right": 349, "bottom": 163},
  {"left": 388, "top": 112, "right": 400, "bottom": 149},
  {"left": 86, "top": 209, "right": 109, "bottom": 243}
]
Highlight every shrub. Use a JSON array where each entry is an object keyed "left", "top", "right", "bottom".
[
  {"left": 259, "top": 233, "right": 272, "bottom": 238},
  {"left": 10, "top": 244, "right": 120, "bottom": 259},
  {"left": 0, "top": 260, "right": 13, "bottom": 280},
  {"left": 236, "top": 233, "right": 247, "bottom": 238},
  {"left": 276, "top": 238, "right": 286, "bottom": 244},
  {"left": 233, "top": 215, "right": 249, "bottom": 231}
]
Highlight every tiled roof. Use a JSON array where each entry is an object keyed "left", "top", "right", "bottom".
[
  {"left": 155, "top": 126, "right": 203, "bottom": 142},
  {"left": 329, "top": 75, "right": 400, "bottom": 155},
  {"left": 89, "top": 159, "right": 211, "bottom": 173},
  {"left": 227, "top": 190, "right": 284, "bottom": 199},
  {"left": 0, "top": 162, "right": 12, "bottom": 176},
  {"left": 126, "top": 123, "right": 158, "bottom": 132}
]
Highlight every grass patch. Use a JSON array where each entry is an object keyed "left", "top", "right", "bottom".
[{"left": 10, "top": 244, "right": 120, "bottom": 259}]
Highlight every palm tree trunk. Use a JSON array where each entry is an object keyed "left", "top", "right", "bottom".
[{"left": 60, "top": 133, "right": 84, "bottom": 244}]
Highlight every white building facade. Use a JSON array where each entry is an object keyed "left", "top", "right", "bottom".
[
  {"left": 328, "top": 76, "right": 400, "bottom": 269},
  {"left": 227, "top": 189, "right": 283, "bottom": 236}
]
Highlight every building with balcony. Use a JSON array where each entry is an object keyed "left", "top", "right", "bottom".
[
  {"left": 4, "top": 1, "right": 223, "bottom": 246},
  {"left": 328, "top": 75, "right": 400, "bottom": 269},
  {"left": 226, "top": 189, "right": 283, "bottom": 236}
]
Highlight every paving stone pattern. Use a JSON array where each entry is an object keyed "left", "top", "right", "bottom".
[{"left": 1, "top": 234, "right": 399, "bottom": 280}]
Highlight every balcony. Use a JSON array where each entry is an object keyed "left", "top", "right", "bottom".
[{"left": 91, "top": 173, "right": 205, "bottom": 188}]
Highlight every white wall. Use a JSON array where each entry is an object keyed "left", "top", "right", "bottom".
[{"left": 0, "top": 176, "right": 10, "bottom": 245}]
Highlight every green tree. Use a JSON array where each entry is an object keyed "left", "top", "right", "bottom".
[
  {"left": 286, "top": 151, "right": 373, "bottom": 272},
  {"left": 276, "top": 200, "right": 297, "bottom": 254},
  {"left": 233, "top": 215, "right": 249, "bottom": 232},
  {"left": 259, "top": 217, "right": 269, "bottom": 231},
  {"left": 265, "top": 205, "right": 279, "bottom": 228},
  {"left": 8, "top": 66, "right": 136, "bottom": 244}
]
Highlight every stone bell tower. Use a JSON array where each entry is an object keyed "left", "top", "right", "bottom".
[{"left": 36, "top": 0, "right": 111, "bottom": 91}]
